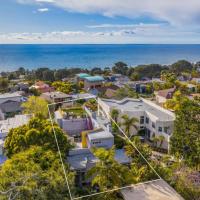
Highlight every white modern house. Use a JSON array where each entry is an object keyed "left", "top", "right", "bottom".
[
  {"left": 98, "top": 98, "right": 175, "bottom": 150},
  {"left": 86, "top": 129, "right": 114, "bottom": 149}
]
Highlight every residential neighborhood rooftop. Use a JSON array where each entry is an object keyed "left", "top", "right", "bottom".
[
  {"left": 100, "top": 98, "right": 175, "bottom": 121},
  {"left": 42, "top": 91, "right": 72, "bottom": 98},
  {"left": 76, "top": 73, "right": 91, "bottom": 78},
  {"left": 121, "top": 179, "right": 184, "bottom": 200},
  {"left": 87, "top": 129, "right": 114, "bottom": 140},
  {"left": 156, "top": 88, "right": 176, "bottom": 98},
  {"left": 0, "top": 92, "right": 22, "bottom": 99},
  {"left": 67, "top": 148, "right": 131, "bottom": 171},
  {"left": 0, "top": 114, "right": 31, "bottom": 138},
  {"left": 72, "top": 93, "right": 96, "bottom": 100},
  {"left": 84, "top": 75, "right": 104, "bottom": 82}
]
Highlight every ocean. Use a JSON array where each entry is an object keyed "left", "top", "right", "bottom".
[{"left": 0, "top": 44, "right": 200, "bottom": 71}]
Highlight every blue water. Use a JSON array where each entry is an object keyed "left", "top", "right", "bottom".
[{"left": 0, "top": 44, "right": 200, "bottom": 71}]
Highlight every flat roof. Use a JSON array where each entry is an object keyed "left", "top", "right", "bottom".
[
  {"left": 42, "top": 91, "right": 72, "bottom": 98},
  {"left": 76, "top": 73, "right": 90, "bottom": 78},
  {"left": 100, "top": 98, "right": 175, "bottom": 121},
  {"left": 87, "top": 129, "right": 114, "bottom": 140},
  {"left": 121, "top": 179, "right": 183, "bottom": 200},
  {"left": 84, "top": 76, "right": 104, "bottom": 82},
  {"left": 67, "top": 149, "right": 97, "bottom": 170},
  {"left": 72, "top": 93, "right": 96, "bottom": 99},
  {"left": 0, "top": 92, "right": 22, "bottom": 99},
  {"left": 67, "top": 148, "right": 130, "bottom": 170}
]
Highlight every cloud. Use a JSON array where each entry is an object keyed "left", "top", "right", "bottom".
[
  {"left": 37, "top": 8, "right": 49, "bottom": 12},
  {"left": 36, "top": 0, "right": 54, "bottom": 2},
  {"left": 87, "top": 23, "right": 163, "bottom": 29},
  {"left": 1, "top": 26, "right": 200, "bottom": 44},
  {"left": 16, "top": 0, "right": 200, "bottom": 25}
]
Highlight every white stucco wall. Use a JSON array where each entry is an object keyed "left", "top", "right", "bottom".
[
  {"left": 87, "top": 137, "right": 114, "bottom": 149},
  {"left": 61, "top": 118, "right": 88, "bottom": 136}
]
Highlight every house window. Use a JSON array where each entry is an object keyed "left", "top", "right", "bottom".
[
  {"left": 146, "top": 117, "right": 149, "bottom": 124},
  {"left": 152, "top": 122, "right": 155, "bottom": 128},
  {"left": 158, "top": 127, "right": 162, "bottom": 132},
  {"left": 92, "top": 140, "right": 101, "bottom": 145},
  {"left": 164, "top": 127, "right": 170, "bottom": 134},
  {"left": 140, "top": 116, "right": 144, "bottom": 124}
]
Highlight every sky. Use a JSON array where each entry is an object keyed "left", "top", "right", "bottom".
[{"left": 1, "top": 0, "right": 200, "bottom": 44}]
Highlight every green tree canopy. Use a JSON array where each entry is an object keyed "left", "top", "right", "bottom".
[
  {"left": 4, "top": 117, "right": 72, "bottom": 157},
  {"left": 0, "top": 78, "right": 9, "bottom": 92},
  {"left": 170, "top": 60, "right": 193, "bottom": 74},
  {"left": 52, "top": 81, "right": 75, "bottom": 94},
  {"left": 42, "top": 70, "right": 55, "bottom": 82},
  {"left": 114, "top": 85, "right": 138, "bottom": 100},
  {"left": 121, "top": 114, "right": 138, "bottom": 138},
  {"left": 161, "top": 71, "right": 177, "bottom": 83},
  {"left": 112, "top": 62, "right": 129, "bottom": 75},
  {"left": 170, "top": 99, "right": 200, "bottom": 168},
  {"left": 87, "top": 147, "right": 133, "bottom": 191},
  {"left": 22, "top": 96, "right": 48, "bottom": 119},
  {"left": 132, "top": 64, "right": 167, "bottom": 79},
  {"left": 0, "top": 146, "right": 74, "bottom": 200}
]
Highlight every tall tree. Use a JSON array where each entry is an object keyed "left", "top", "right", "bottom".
[
  {"left": 124, "top": 137, "right": 156, "bottom": 182},
  {"left": 52, "top": 81, "right": 74, "bottom": 94},
  {"left": 4, "top": 117, "right": 72, "bottom": 157},
  {"left": 121, "top": 114, "right": 138, "bottom": 138},
  {"left": 0, "top": 146, "right": 74, "bottom": 200},
  {"left": 42, "top": 70, "right": 55, "bottom": 82},
  {"left": 171, "top": 60, "right": 193, "bottom": 74},
  {"left": 111, "top": 109, "right": 119, "bottom": 123},
  {"left": 170, "top": 99, "right": 200, "bottom": 169},
  {"left": 87, "top": 147, "right": 133, "bottom": 191},
  {"left": 112, "top": 62, "right": 129, "bottom": 75},
  {"left": 133, "top": 64, "right": 166, "bottom": 79},
  {"left": 22, "top": 96, "right": 48, "bottom": 119},
  {"left": 0, "top": 78, "right": 9, "bottom": 91}
]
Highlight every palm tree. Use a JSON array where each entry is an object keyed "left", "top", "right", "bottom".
[
  {"left": 110, "top": 109, "right": 120, "bottom": 133},
  {"left": 125, "top": 137, "right": 152, "bottom": 164},
  {"left": 152, "top": 136, "right": 159, "bottom": 148},
  {"left": 110, "top": 109, "right": 119, "bottom": 123},
  {"left": 86, "top": 147, "right": 132, "bottom": 191},
  {"left": 121, "top": 114, "right": 138, "bottom": 138},
  {"left": 158, "top": 135, "right": 165, "bottom": 148}
]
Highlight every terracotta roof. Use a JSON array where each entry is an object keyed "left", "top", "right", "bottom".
[
  {"left": 35, "top": 81, "right": 49, "bottom": 88},
  {"left": 157, "top": 88, "right": 175, "bottom": 99}
]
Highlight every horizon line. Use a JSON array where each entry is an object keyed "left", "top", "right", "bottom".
[{"left": 1, "top": 43, "right": 200, "bottom": 45}]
